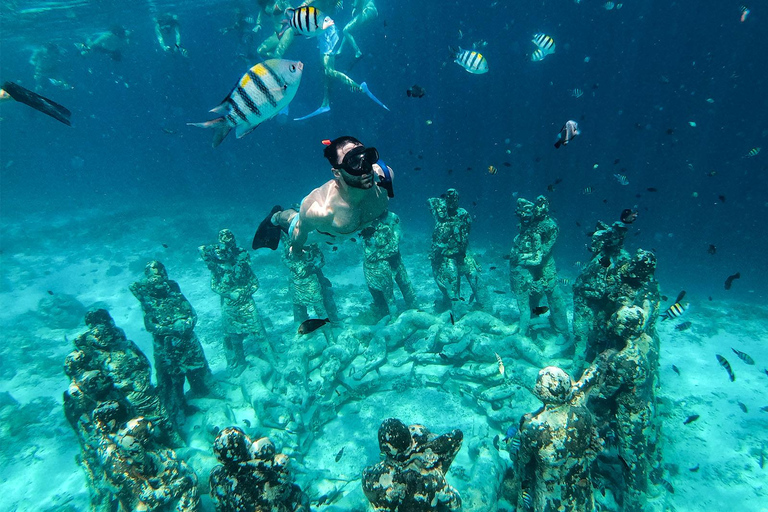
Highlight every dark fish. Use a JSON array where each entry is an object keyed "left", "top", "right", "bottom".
[
  {"left": 449, "top": 312, "right": 455, "bottom": 325},
  {"left": 332, "top": 246, "right": 338, "bottom": 252},
  {"left": 547, "top": 184, "right": 555, "bottom": 192},
  {"left": 406, "top": 84, "right": 426, "bottom": 98},
  {"left": 47, "top": 290, "right": 54, "bottom": 295},
  {"left": 493, "top": 434, "right": 500, "bottom": 450},
  {"left": 683, "top": 414, "right": 699, "bottom": 425},
  {"left": 716, "top": 354, "right": 735, "bottom": 381},
  {"left": 647, "top": 187, "right": 658, "bottom": 192},
  {"left": 731, "top": 348, "right": 755, "bottom": 365},
  {"left": 675, "top": 290, "right": 687, "bottom": 303},
  {"left": 243, "top": 418, "right": 251, "bottom": 427},
  {"left": 335, "top": 447, "right": 344, "bottom": 462},
  {"left": 672, "top": 365, "right": 680, "bottom": 375},
  {"left": 335, "top": 389, "right": 340, "bottom": 396},
  {"left": 737, "top": 401, "right": 748, "bottom": 413},
  {"left": 661, "top": 295, "right": 668, "bottom": 302},
  {"left": 414, "top": 167, "right": 422, "bottom": 170},
  {"left": 438, "top": 353, "right": 449, "bottom": 361},
  {"left": 489, "top": 266, "right": 497, "bottom": 270},
  {"left": 718, "top": 194, "right": 726, "bottom": 203},
  {"left": 493, "top": 290, "right": 507, "bottom": 294},
  {"left": 666, "top": 128, "right": 674, "bottom": 135},
  {"left": 316, "top": 495, "right": 328, "bottom": 506},
  {"left": 532, "top": 306, "right": 549, "bottom": 316},
  {"left": 618, "top": 455, "right": 631, "bottom": 470},
  {"left": 675, "top": 321, "right": 692, "bottom": 332},
  {"left": 503, "top": 162, "right": 512, "bottom": 167},
  {"left": 689, "top": 464, "right": 700, "bottom": 472},
  {"left": 325, "top": 241, "right": 334, "bottom": 245},
  {"left": 350, "top": 238, "right": 357, "bottom": 243},
  {"left": 660, "top": 479, "right": 675, "bottom": 493},
  {"left": 620, "top": 208, "right": 638, "bottom": 224},
  {"left": 724, "top": 272, "right": 740, "bottom": 290},
  {"left": 162, "top": 243, "right": 169, "bottom": 248},
  {"left": 298, "top": 318, "right": 330, "bottom": 335},
  {"left": 707, "top": 244, "right": 716, "bottom": 255},
  {"left": 614, "top": 159, "right": 621, "bottom": 165}
]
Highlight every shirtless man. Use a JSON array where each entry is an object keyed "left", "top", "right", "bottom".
[{"left": 253, "top": 136, "right": 394, "bottom": 251}]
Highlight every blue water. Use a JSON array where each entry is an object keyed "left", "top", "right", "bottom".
[{"left": 1, "top": 0, "right": 767, "bottom": 510}]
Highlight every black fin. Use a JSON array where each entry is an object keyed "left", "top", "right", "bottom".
[
  {"left": 252, "top": 205, "right": 284, "bottom": 250},
  {"left": 2, "top": 81, "right": 72, "bottom": 126}
]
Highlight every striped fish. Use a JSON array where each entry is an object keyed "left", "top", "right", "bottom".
[
  {"left": 451, "top": 47, "right": 489, "bottom": 74},
  {"left": 614, "top": 173, "right": 629, "bottom": 185},
  {"left": 188, "top": 59, "right": 303, "bottom": 147},
  {"left": 532, "top": 33, "right": 556, "bottom": 55},
  {"left": 661, "top": 302, "right": 686, "bottom": 320},
  {"left": 280, "top": 6, "right": 334, "bottom": 38},
  {"left": 745, "top": 147, "right": 761, "bottom": 157},
  {"left": 531, "top": 48, "right": 546, "bottom": 62}
]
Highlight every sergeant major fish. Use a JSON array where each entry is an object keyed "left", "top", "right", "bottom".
[
  {"left": 280, "top": 6, "right": 334, "bottom": 38},
  {"left": 188, "top": 59, "right": 303, "bottom": 147},
  {"left": 532, "top": 33, "right": 556, "bottom": 55},
  {"left": 450, "top": 46, "right": 489, "bottom": 74},
  {"left": 661, "top": 302, "right": 687, "bottom": 321}
]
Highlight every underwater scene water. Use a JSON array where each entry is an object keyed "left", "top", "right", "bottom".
[{"left": 1, "top": 0, "right": 767, "bottom": 510}]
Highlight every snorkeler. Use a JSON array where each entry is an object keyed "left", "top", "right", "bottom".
[
  {"left": 294, "top": 23, "right": 388, "bottom": 120},
  {"left": 253, "top": 136, "right": 394, "bottom": 251},
  {"left": 78, "top": 26, "right": 130, "bottom": 61},
  {"left": 154, "top": 13, "right": 187, "bottom": 56},
  {"left": 339, "top": 0, "right": 379, "bottom": 59},
  {"left": 0, "top": 81, "right": 71, "bottom": 126},
  {"left": 254, "top": 0, "right": 296, "bottom": 59}
]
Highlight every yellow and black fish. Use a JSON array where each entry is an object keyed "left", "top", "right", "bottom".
[
  {"left": 188, "top": 59, "right": 303, "bottom": 147},
  {"left": 280, "top": 6, "right": 334, "bottom": 38},
  {"left": 450, "top": 46, "right": 489, "bottom": 74},
  {"left": 731, "top": 348, "right": 755, "bottom": 365},
  {"left": 661, "top": 302, "right": 686, "bottom": 321},
  {"left": 716, "top": 354, "right": 735, "bottom": 381},
  {"left": 532, "top": 33, "right": 556, "bottom": 55},
  {"left": 531, "top": 48, "right": 546, "bottom": 62},
  {"left": 488, "top": 165, "right": 498, "bottom": 175},
  {"left": 745, "top": 147, "right": 761, "bottom": 157}
]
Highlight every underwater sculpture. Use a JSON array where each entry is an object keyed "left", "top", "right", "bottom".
[
  {"left": 362, "top": 418, "right": 464, "bottom": 511},
  {"left": 130, "top": 260, "right": 217, "bottom": 429},
  {"left": 428, "top": 188, "right": 482, "bottom": 311},
  {"left": 280, "top": 232, "right": 338, "bottom": 323},
  {"left": 510, "top": 365, "right": 604, "bottom": 512},
  {"left": 209, "top": 427, "right": 309, "bottom": 511},
  {"left": 508, "top": 195, "right": 569, "bottom": 338},
  {"left": 99, "top": 416, "right": 201, "bottom": 511},
  {"left": 200, "top": 229, "right": 268, "bottom": 373},
  {"left": 71, "top": 308, "right": 180, "bottom": 445},
  {"left": 360, "top": 211, "right": 417, "bottom": 319},
  {"left": 591, "top": 305, "right": 664, "bottom": 512}
]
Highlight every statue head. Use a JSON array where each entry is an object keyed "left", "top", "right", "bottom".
[
  {"left": 534, "top": 195, "right": 550, "bottom": 220},
  {"left": 590, "top": 221, "right": 627, "bottom": 256},
  {"left": 516, "top": 197, "right": 535, "bottom": 224},
  {"left": 609, "top": 305, "right": 647, "bottom": 340},
  {"left": 213, "top": 426, "right": 253, "bottom": 465},
  {"left": 445, "top": 188, "right": 459, "bottom": 213},
  {"left": 378, "top": 418, "right": 412, "bottom": 461},
  {"left": 533, "top": 366, "right": 573, "bottom": 405},
  {"left": 626, "top": 249, "right": 657, "bottom": 282},
  {"left": 218, "top": 228, "right": 236, "bottom": 249}
]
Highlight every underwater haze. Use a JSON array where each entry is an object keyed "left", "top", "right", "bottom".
[{"left": 1, "top": 0, "right": 767, "bottom": 510}]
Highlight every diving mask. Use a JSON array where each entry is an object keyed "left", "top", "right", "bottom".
[{"left": 338, "top": 145, "right": 379, "bottom": 176}]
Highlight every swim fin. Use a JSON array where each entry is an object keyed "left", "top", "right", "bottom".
[
  {"left": 252, "top": 205, "right": 284, "bottom": 250},
  {"left": 294, "top": 105, "right": 330, "bottom": 121},
  {"left": 2, "top": 81, "right": 72, "bottom": 126},
  {"left": 360, "top": 82, "right": 389, "bottom": 111}
]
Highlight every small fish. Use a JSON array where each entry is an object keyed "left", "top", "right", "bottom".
[
  {"left": 745, "top": 147, "right": 760, "bottom": 157},
  {"left": 661, "top": 302, "right": 687, "bottom": 321},
  {"left": 718, "top": 194, "right": 726, "bottom": 203},
  {"left": 740, "top": 5, "right": 750, "bottom": 22},
  {"left": 689, "top": 464, "right": 700, "bottom": 472},
  {"left": 672, "top": 364, "right": 680, "bottom": 375},
  {"left": 243, "top": 418, "right": 251, "bottom": 427},
  {"left": 449, "top": 312, "right": 455, "bottom": 325},
  {"left": 161, "top": 242, "right": 169, "bottom": 249},
  {"left": 582, "top": 187, "right": 593, "bottom": 195},
  {"left": 620, "top": 208, "right": 638, "bottom": 224},
  {"left": 47, "top": 290, "right": 54, "bottom": 295},
  {"left": 188, "top": 59, "right": 304, "bottom": 147},
  {"left": 413, "top": 167, "right": 422, "bottom": 171},
  {"left": 503, "top": 425, "right": 518, "bottom": 443},
  {"left": 571, "top": 88, "right": 584, "bottom": 98},
  {"left": 503, "top": 162, "right": 512, "bottom": 167},
  {"left": 280, "top": 6, "right": 334, "bottom": 38},
  {"left": 761, "top": 405, "right": 768, "bottom": 412},
  {"left": 334, "top": 447, "right": 344, "bottom": 462},
  {"left": 316, "top": 495, "right": 329, "bottom": 506},
  {"left": 618, "top": 455, "right": 631, "bottom": 470},
  {"left": 531, "top": 48, "right": 547, "bottom": 62},
  {"left": 490, "top": 266, "right": 497, "bottom": 270},
  {"left": 532, "top": 306, "right": 549, "bottom": 316},
  {"left": 707, "top": 244, "right": 717, "bottom": 255},
  {"left": 659, "top": 479, "right": 674, "bottom": 494},
  {"left": 331, "top": 246, "right": 338, "bottom": 252},
  {"left": 495, "top": 352, "right": 505, "bottom": 377},
  {"left": 559, "top": 277, "right": 571, "bottom": 285},
  {"left": 406, "top": 84, "right": 425, "bottom": 98},
  {"left": 647, "top": 187, "right": 658, "bottom": 192},
  {"left": 438, "top": 353, "right": 449, "bottom": 361},
  {"left": 493, "top": 290, "right": 507, "bottom": 295},
  {"left": 706, "top": 170, "right": 717, "bottom": 177},
  {"left": 724, "top": 272, "right": 740, "bottom": 290},
  {"left": 298, "top": 317, "right": 330, "bottom": 335},
  {"left": 493, "top": 434, "right": 500, "bottom": 450},
  {"left": 716, "top": 354, "right": 735, "bottom": 381},
  {"left": 521, "top": 490, "right": 532, "bottom": 508},
  {"left": 675, "top": 321, "right": 692, "bottom": 332},
  {"left": 683, "top": 414, "right": 699, "bottom": 425},
  {"left": 613, "top": 173, "right": 629, "bottom": 185},
  {"left": 737, "top": 401, "right": 748, "bottom": 413},
  {"left": 450, "top": 46, "right": 489, "bottom": 74},
  {"left": 488, "top": 165, "right": 498, "bottom": 175},
  {"left": 532, "top": 33, "right": 556, "bottom": 54},
  {"left": 555, "top": 120, "right": 580, "bottom": 148},
  {"left": 731, "top": 348, "right": 755, "bottom": 365},
  {"left": 604, "top": 1, "right": 615, "bottom": 9},
  {"left": 676, "top": 290, "right": 687, "bottom": 303}
]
